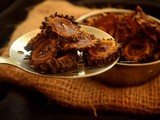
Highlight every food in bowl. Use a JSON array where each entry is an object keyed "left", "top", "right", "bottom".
[
  {"left": 76, "top": 6, "right": 160, "bottom": 86},
  {"left": 78, "top": 6, "right": 160, "bottom": 63},
  {"left": 24, "top": 13, "right": 120, "bottom": 74}
]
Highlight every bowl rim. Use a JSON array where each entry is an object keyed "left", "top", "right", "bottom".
[
  {"left": 76, "top": 8, "right": 133, "bottom": 22},
  {"left": 117, "top": 60, "right": 160, "bottom": 66},
  {"left": 76, "top": 8, "right": 160, "bottom": 67}
]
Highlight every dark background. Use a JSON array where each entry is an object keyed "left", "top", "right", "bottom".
[{"left": 0, "top": 0, "right": 160, "bottom": 120}]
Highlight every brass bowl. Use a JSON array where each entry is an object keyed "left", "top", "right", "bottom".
[
  {"left": 94, "top": 61, "right": 160, "bottom": 87},
  {"left": 76, "top": 8, "right": 160, "bottom": 87}
]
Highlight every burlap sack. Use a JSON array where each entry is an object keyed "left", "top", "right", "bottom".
[{"left": 0, "top": 0, "right": 160, "bottom": 115}]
